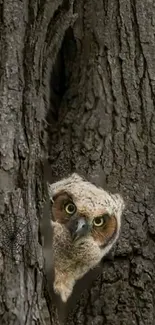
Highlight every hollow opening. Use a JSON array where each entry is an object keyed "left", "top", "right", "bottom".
[{"left": 48, "top": 27, "right": 77, "bottom": 122}]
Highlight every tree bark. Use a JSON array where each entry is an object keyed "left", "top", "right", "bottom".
[
  {"left": 48, "top": 0, "right": 155, "bottom": 325},
  {"left": 1, "top": 0, "right": 155, "bottom": 325},
  {"left": 0, "top": 1, "right": 76, "bottom": 324}
]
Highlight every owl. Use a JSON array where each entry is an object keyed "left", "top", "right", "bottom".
[{"left": 48, "top": 173, "right": 125, "bottom": 303}]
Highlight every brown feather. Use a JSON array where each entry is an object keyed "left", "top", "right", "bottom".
[
  {"left": 52, "top": 192, "right": 72, "bottom": 223},
  {"left": 92, "top": 215, "right": 117, "bottom": 245}
]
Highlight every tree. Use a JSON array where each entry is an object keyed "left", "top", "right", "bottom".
[{"left": 0, "top": 0, "right": 155, "bottom": 325}]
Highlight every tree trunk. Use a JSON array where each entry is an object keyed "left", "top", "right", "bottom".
[
  {"left": 1, "top": 0, "right": 155, "bottom": 325},
  {"left": 49, "top": 0, "right": 155, "bottom": 325},
  {"left": 0, "top": 1, "right": 76, "bottom": 324}
]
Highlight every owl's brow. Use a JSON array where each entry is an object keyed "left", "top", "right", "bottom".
[
  {"left": 74, "top": 206, "right": 110, "bottom": 218},
  {"left": 53, "top": 191, "right": 73, "bottom": 201}
]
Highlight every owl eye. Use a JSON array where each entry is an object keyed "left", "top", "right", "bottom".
[
  {"left": 65, "top": 202, "right": 76, "bottom": 215},
  {"left": 93, "top": 214, "right": 109, "bottom": 227}
]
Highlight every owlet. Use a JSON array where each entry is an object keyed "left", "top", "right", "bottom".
[{"left": 48, "top": 173, "right": 125, "bottom": 302}]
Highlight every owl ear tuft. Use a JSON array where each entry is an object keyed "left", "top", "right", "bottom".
[
  {"left": 112, "top": 193, "right": 125, "bottom": 216},
  {"left": 70, "top": 173, "right": 84, "bottom": 182}
]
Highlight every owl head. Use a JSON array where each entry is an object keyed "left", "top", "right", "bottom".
[{"left": 48, "top": 173, "right": 125, "bottom": 302}]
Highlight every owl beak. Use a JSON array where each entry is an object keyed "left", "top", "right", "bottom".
[{"left": 68, "top": 217, "right": 90, "bottom": 241}]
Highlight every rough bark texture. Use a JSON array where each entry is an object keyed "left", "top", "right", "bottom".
[
  {"left": 0, "top": 0, "right": 76, "bottom": 324},
  {"left": 1, "top": 0, "right": 155, "bottom": 325},
  {"left": 49, "top": 0, "right": 155, "bottom": 325}
]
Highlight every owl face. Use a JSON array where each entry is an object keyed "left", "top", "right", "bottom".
[
  {"left": 49, "top": 173, "right": 124, "bottom": 249},
  {"left": 48, "top": 173, "right": 125, "bottom": 302},
  {"left": 52, "top": 191, "right": 117, "bottom": 249}
]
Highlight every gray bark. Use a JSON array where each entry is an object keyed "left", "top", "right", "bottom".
[
  {"left": 49, "top": 1, "right": 155, "bottom": 325},
  {"left": 0, "top": 0, "right": 155, "bottom": 325},
  {"left": 0, "top": 0, "right": 76, "bottom": 324}
]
